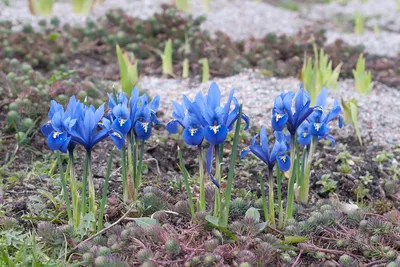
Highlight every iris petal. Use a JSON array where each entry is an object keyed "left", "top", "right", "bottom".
[
  {"left": 310, "top": 123, "right": 329, "bottom": 137},
  {"left": 41, "top": 122, "right": 53, "bottom": 136},
  {"left": 47, "top": 131, "right": 71, "bottom": 153},
  {"left": 204, "top": 124, "right": 228, "bottom": 145},
  {"left": 109, "top": 130, "right": 125, "bottom": 149},
  {"left": 248, "top": 144, "right": 269, "bottom": 164},
  {"left": 135, "top": 121, "right": 152, "bottom": 140},
  {"left": 276, "top": 154, "right": 291, "bottom": 172},
  {"left": 260, "top": 127, "right": 269, "bottom": 154},
  {"left": 182, "top": 126, "right": 204, "bottom": 146},
  {"left": 207, "top": 82, "right": 221, "bottom": 110},
  {"left": 316, "top": 88, "right": 328, "bottom": 108},
  {"left": 166, "top": 120, "right": 179, "bottom": 134},
  {"left": 297, "top": 132, "right": 312, "bottom": 146},
  {"left": 112, "top": 118, "right": 131, "bottom": 135},
  {"left": 271, "top": 112, "right": 288, "bottom": 131}
]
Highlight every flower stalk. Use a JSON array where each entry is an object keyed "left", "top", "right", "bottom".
[
  {"left": 98, "top": 149, "right": 114, "bottom": 231},
  {"left": 56, "top": 151, "right": 72, "bottom": 222}
]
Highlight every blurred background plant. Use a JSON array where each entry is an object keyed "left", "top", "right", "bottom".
[{"left": 301, "top": 44, "right": 342, "bottom": 105}]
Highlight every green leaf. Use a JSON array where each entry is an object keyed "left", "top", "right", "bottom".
[
  {"left": 162, "top": 39, "right": 173, "bottom": 76},
  {"left": 199, "top": 58, "right": 209, "bottom": 83},
  {"left": 353, "top": 53, "right": 373, "bottom": 95},
  {"left": 245, "top": 207, "right": 260, "bottom": 223},
  {"left": 205, "top": 215, "right": 220, "bottom": 226},
  {"left": 301, "top": 44, "right": 341, "bottom": 105},
  {"left": 205, "top": 215, "right": 238, "bottom": 241},
  {"left": 182, "top": 58, "right": 189, "bottom": 79},
  {"left": 48, "top": 33, "right": 59, "bottom": 40},
  {"left": 341, "top": 98, "right": 363, "bottom": 145},
  {"left": 350, "top": 100, "right": 363, "bottom": 145},
  {"left": 133, "top": 217, "right": 159, "bottom": 229},
  {"left": 47, "top": 70, "right": 77, "bottom": 85},
  {"left": 72, "top": 0, "right": 93, "bottom": 14},
  {"left": 280, "top": 235, "right": 308, "bottom": 244}
]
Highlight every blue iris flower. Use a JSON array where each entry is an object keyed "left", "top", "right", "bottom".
[
  {"left": 129, "top": 86, "right": 162, "bottom": 140},
  {"left": 106, "top": 92, "right": 132, "bottom": 136},
  {"left": 41, "top": 96, "right": 83, "bottom": 153},
  {"left": 166, "top": 92, "right": 207, "bottom": 146},
  {"left": 70, "top": 104, "right": 125, "bottom": 151},
  {"left": 203, "top": 82, "right": 250, "bottom": 145},
  {"left": 272, "top": 84, "right": 315, "bottom": 135},
  {"left": 241, "top": 127, "right": 291, "bottom": 172},
  {"left": 297, "top": 88, "right": 343, "bottom": 146}
]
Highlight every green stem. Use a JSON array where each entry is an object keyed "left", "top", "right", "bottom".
[
  {"left": 132, "top": 134, "right": 138, "bottom": 200},
  {"left": 300, "top": 137, "right": 317, "bottom": 204},
  {"left": 127, "top": 133, "right": 135, "bottom": 200},
  {"left": 220, "top": 104, "right": 243, "bottom": 227},
  {"left": 134, "top": 140, "right": 145, "bottom": 202},
  {"left": 56, "top": 151, "right": 71, "bottom": 221},
  {"left": 198, "top": 146, "right": 206, "bottom": 211},
  {"left": 121, "top": 146, "right": 128, "bottom": 202},
  {"left": 276, "top": 168, "right": 284, "bottom": 229},
  {"left": 178, "top": 147, "right": 195, "bottom": 217},
  {"left": 285, "top": 134, "right": 297, "bottom": 225},
  {"left": 268, "top": 168, "right": 275, "bottom": 227},
  {"left": 259, "top": 172, "right": 268, "bottom": 223},
  {"left": 69, "top": 151, "right": 80, "bottom": 228},
  {"left": 87, "top": 151, "right": 96, "bottom": 217},
  {"left": 81, "top": 151, "right": 89, "bottom": 216},
  {"left": 98, "top": 149, "right": 114, "bottom": 231},
  {"left": 213, "top": 145, "right": 221, "bottom": 217}
]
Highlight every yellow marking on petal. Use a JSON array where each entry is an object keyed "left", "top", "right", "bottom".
[
  {"left": 119, "top": 119, "right": 126, "bottom": 127},
  {"left": 280, "top": 156, "right": 287, "bottom": 163},
  {"left": 112, "top": 132, "right": 122, "bottom": 139},
  {"left": 275, "top": 113, "right": 283, "bottom": 122},
  {"left": 47, "top": 120, "right": 51, "bottom": 124},
  {"left": 190, "top": 127, "right": 197, "bottom": 136},
  {"left": 142, "top": 122, "right": 149, "bottom": 133},
  {"left": 303, "top": 132, "right": 307, "bottom": 138},
  {"left": 53, "top": 132, "right": 60, "bottom": 138},
  {"left": 314, "top": 123, "right": 321, "bottom": 132},
  {"left": 98, "top": 121, "right": 103, "bottom": 126}
]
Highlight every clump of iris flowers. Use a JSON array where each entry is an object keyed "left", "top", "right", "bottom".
[
  {"left": 296, "top": 87, "right": 343, "bottom": 204},
  {"left": 166, "top": 82, "right": 249, "bottom": 226},
  {"left": 41, "top": 88, "right": 162, "bottom": 231},
  {"left": 268, "top": 84, "right": 342, "bottom": 224},
  {"left": 106, "top": 86, "right": 161, "bottom": 202}
]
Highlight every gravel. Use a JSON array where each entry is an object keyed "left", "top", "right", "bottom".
[
  {"left": 134, "top": 70, "right": 400, "bottom": 147},
  {"left": 1, "top": 0, "right": 308, "bottom": 40},
  {"left": 193, "top": 0, "right": 308, "bottom": 40},
  {"left": 306, "top": 0, "right": 400, "bottom": 57},
  {"left": 2, "top": 0, "right": 400, "bottom": 56},
  {"left": 0, "top": 0, "right": 166, "bottom": 31},
  {"left": 325, "top": 30, "right": 400, "bottom": 57}
]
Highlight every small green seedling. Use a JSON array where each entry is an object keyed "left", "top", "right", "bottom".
[
  {"left": 354, "top": 11, "right": 365, "bottom": 35},
  {"left": 316, "top": 174, "right": 337, "bottom": 194},
  {"left": 341, "top": 98, "right": 362, "bottom": 145},
  {"left": 182, "top": 35, "right": 190, "bottom": 79},
  {"left": 175, "top": 0, "right": 190, "bottom": 11},
  {"left": 72, "top": 0, "right": 93, "bottom": 15},
  {"left": 301, "top": 44, "right": 342, "bottom": 105},
  {"left": 353, "top": 54, "right": 373, "bottom": 95},
  {"left": 29, "top": 0, "right": 54, "bottom": 16},
  {"left": 199, "top": 58, "right": 210, "bottom": 83},
  {"left": 116, "top": 44, "right": 138, "bottom": 97},
  {"left": 161, "top": 39, "right": 174, "bottom": 77}
]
